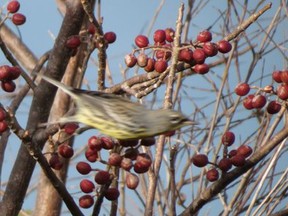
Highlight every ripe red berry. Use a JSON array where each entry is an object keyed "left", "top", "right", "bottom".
[
  {"left": 194, "top": 64, "right": 209, "bottom": 74},
  {"left": 87, "top": 23, "right": 96, "bottom": 35},
  {"left": 235, "top": 83, "right": 250, "bottom": 96},
  {"left": 217, "top": 40, "right": 232, "bottom": 53},
  {"left": 178, "top": 49, "right": 193, "bottom": 63},
  {"left": 79, "top": 195, "right": 94, "bottom": 208},
  {"left": 108, "top": 153, "right": 122, "bottom": 166},
  {"left": 101, "top": 137, "right": 114, "bottom": 150},
  {"left": 11, "top": 13, "right": 26, "bottom": 25},
  {"left": 58, "top": 144, "right": 74, "bottom": 158},
  {"left": 203, "top": 42, "right": 218, "bottom": 57},
  {"left": 88, "top": 136, "right": 102, "bottom": 151},
  {"left": 134, "top": 162, "right": 150, "bottom": 174},
  {"left": 63, "top": 123, "right": 79, "bottom": 135},
  {"left": 80, "top": 179, "right": 95, "bottom": 193},
  {"left": 1, "top": 80, "right": 16, "bottom": 92},
  {"left": 153, "top": 29, "right": 166, "bottom": 43},
  {"left": 144, "top": 58, "right": 155, "bottom": 72},
  {"left": 228, "top": 149, "right": 238, "bottom": 158},
  {"left": 126, "top": 173, "right": 139, "bottom": 190},
  {"left": 85, "top": 148, "right": 98, "bottom": 162},
  {"left": 243, "top": 94, "right": 255, "bottom": 110},
  {"left": 95, "top": 170, "right": 110, "bottom": 185},
  {"left": 76, "top": 161, "right": 92, "bottom": 175},
  {"left": 197, "top": 30, "right": 212, "bottom": 42},
  {"left": 154, "top": 60, "right": 168, "bottom": 73},
  {"left": 165, "top": 28, "right": 175, "bottom": 42},
  {"left": 136, "top": 153, "right": 152, "bottom": 168},
  {"left": 118, "top": 139, "right": 138, "bottom": 147},
  {"left": 137, "top": 53, "right": 148, "bottom": 67},
  {"left": 9, "top": 66, "right": 21, "bottom": 80},
  {"left": 191, "top": 154, "right": 208, "bottom": 167},
  {"left": 221, "top": 131, "right": 235, "bottom": 146},
  {"left": 120, "top": 158, "right": 133, "bottom": 171},
  {"left": 155, "top": 48, "right": 172, "bottom": 60},
  {"left": 7, "top": 1, "right": 20, "bottom": 13},
  {"left": 124, "top": 148, "right": 139, "bottom": 160},
  {"left": 230, "top": 155, "right": 246, "bottom": 167},
  {"left": 125, "top": 54, "right": 137, "bottom": 68},
  {"left": 193, "top": 49, "right": 206, "bottom": 64},
  {"left": 218, "top": 158, "right": 232, "bottom": 172},
  {"left": 104, "top": 188, "right": 120, "bottom": 201},
  {"left": 277, "top": 84, "right": 288, "bottom": 100},
  {"left": 135, "top": 35, "right": 149, "bottom": 48},
  {"left": 104, "top": 32, "right": 117, "bottom": 44},
  {"left": 206, "top": 168, "right": 219, "bottom": 182},
  {"left": 66, "top": 35, "right": 81, "bottom": 49},
  {"left": 0, "top": 121, "right": 8, "bottom": 133},
  {"left": 280, "top": 70, "right": 288, "bottom": 83},
  {"left": 49, "top": 154, "right": 63, "bottom": 170},
  {"left": 0, "top": 65, "right": 12, "bottom": 81},
  {"left": 266, "top": 101, "right": 281, "bottom": 114},
  {"left": 237, "top": 145, "right": 253, "bottom": 158},
  {"left": 272, "top": 70, "right": 282, "bottom": 83},
  {"left": 0, "top": 108, "right": 6, "bottom": 122},
  {"left": 252, "top": 95, "right": 266, "bottom": 109}
]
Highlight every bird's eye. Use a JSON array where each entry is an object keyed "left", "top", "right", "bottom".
[{"left": 170, "top": 115, "right": 180, "bottom": 124}]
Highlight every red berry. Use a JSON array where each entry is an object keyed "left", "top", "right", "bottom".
[
  {"left": 7, "top": 1, "right": 20, "bottom": 13},
  {"left": 277, "top": 84, "right": 288, "bottom": 100},
  {"left": 11, "top": 13, "right": 26, "bottom": 25},
  {"left": 88, "top": 136, "right": 102, "bottom": 151},
  {"left": 243, "top": 94, "right": 255, "bottom": 110},
  {"left": 80, "top": 179, "right": 95, "bottom": 193},
  {"left": 95, "top": 170, "right": 110, "bottom": 185},
  {"left": 118, "top": 139, "right": 138, "bottom": 147},
  {"left": 49, "top": 154, "right": 63, "bottom": 170},
  {"left": 108, "top": 153, "right": 122, "bottom": 166},
  {"left": 154, "top": 60, "right": 168, "bottom": 73},
  {"left": 9, "top": 66, "right": 21, "bottom": 80},
  {"left": 63, "top": 123, "right": 79, "bottom": 135},
  {"left": 153, "top": 29, "right": 166, "bottom": 43},
  {"left": 203, "top": 42, "right": 218, "bottom": 57},
  {"left": 178, "top": 49, "right": 193, "bottom": 63},
  {"left": 155, "top": 49, "right": 171, "bottom": 60},
  {"left": 193, "top": 49, "right": 206, "bottom": 64},
  {"left": 76, "top": 161, "right": 92, "bottom": 175},
  {"left": 0, "top": 65, "right": 12, "bottom": 81},
  {"left": 194, "top": 64, "right": 209, "bottom": 74},
  {"left": 66, "top": 35, "right": 81, "bottom": 49},
  {"left": 140, "top": 137, "right": 156, "bottom": 146},
  {"left": 137, "top": 53, "right": 148, "bottom": 67},
  {"left": 217, "top": 40, "right": 232, "bottom": 53},
  {"left": 0, "top": 108, "right": 6, "bottom": 121},
  {"left": 1, "top": 80, "right": 16, "bottom": 92},
  {"left": 87, "top": 23, "right": 96, "bottom": 35},
  {"left": 266, "top": 101, "right": 281, "bottom": 114},
  {"left": 218, "top": 158, "right": 232, "bottom": 172},
  {"left": 280, "top": 70, "right": 288, "bottom": 83},
  {"left": 235, "top": 83, "right": 250, "bottom": 96},
  {"left": 197, "top": 30, "right": 212, "bottom": 42},
  {"left": 120, "top": 158, "right": 133, "bottom": 171},
  {"left": 191, "top": 154, "right": 208, "bottom": 167},
  {"left": 228, "top": 149, "right": 238, "bottom": 158},
  {"left": 0, "top": 121, "right": 8, "bottom": 133},
  {"left": 206, "top": 168, "right": 219, "bottom": 182},
  {"left": 79, "top": 195, "right": 94, "bottom": 208},
  {"left": 251, "top": 95, "right": 266, "bottom": 109},
  {"left": 144, "top": 58, "right": 155, "bottom": 72},
  {"left": 101, "top": 137, "right": 114, "bottom": 150},
  {"left": 165, "top": 28, "right": 175, "bottom": 42},
  {"left": 104, "top": 188, "right": 120, "bottom": 201},
  {"left": 230, "top": 155, "right": 246, "bottom": 167},
  {"left": 125, "top": 54, "right": 137, "bottom": 68},
  {"left": 237, "top": 145, "right": 253, "bottom": 158},
  {"left": 272, "top": 70, "right": 282, "bottom": 83},
  {"left": 104, "top": 32, "right": 117, "bottom": 44},
  {"left": 126, "top": 173, "right": 139, "bottom": 190},
  {"left": 136, "top": 153, "right": 152, "bottom": 168},
  {"left": 58, "top": 144, "right": 74, "bottom": 158},
  {"left": 124, "top": 148, "right": 139, "bottom": 160},
  {"left": 221, "top": 131, "right": 235, "bottom": 146},
  {"left": 85, "top": 148, "right": 98, "bottom": 162},
  {"left": 135, "top": 35, "right": 149, "bottom": 48},
  {"left": 133, "top": 162, "right": 149, "bottom": 174}
]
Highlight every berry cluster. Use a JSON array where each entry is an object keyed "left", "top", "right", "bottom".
[
  {"left": 71, "top": 135, "right": 156, "bottom": 208},
  {"left": 192, "top": 131, "right": 252, "bottom": 182},
  {"left": 6, "top": 1, "right": 26, "bottom": 25},
  {"left": 0, "top": 107, "right": 8, "bottom": 134},
  {"left": 124, "top": 28, "right": 232, "bottom": 74},
  {"left": 235, "top": 69, "right": 288, "bottom": 115},
  {"left": 0, "top": 65, "right": 21, "bottom": 92},
  {"left": 65, "top": 23, "right": 117, "bottom": 55}
]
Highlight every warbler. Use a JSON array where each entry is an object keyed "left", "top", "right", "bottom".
[{"left": 39, "top": 74, "right": 195, "bottom": 139}]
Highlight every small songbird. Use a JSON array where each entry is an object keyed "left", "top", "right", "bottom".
[{"left": 39, "top": 74, "right": 196, "bottom": 139}]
